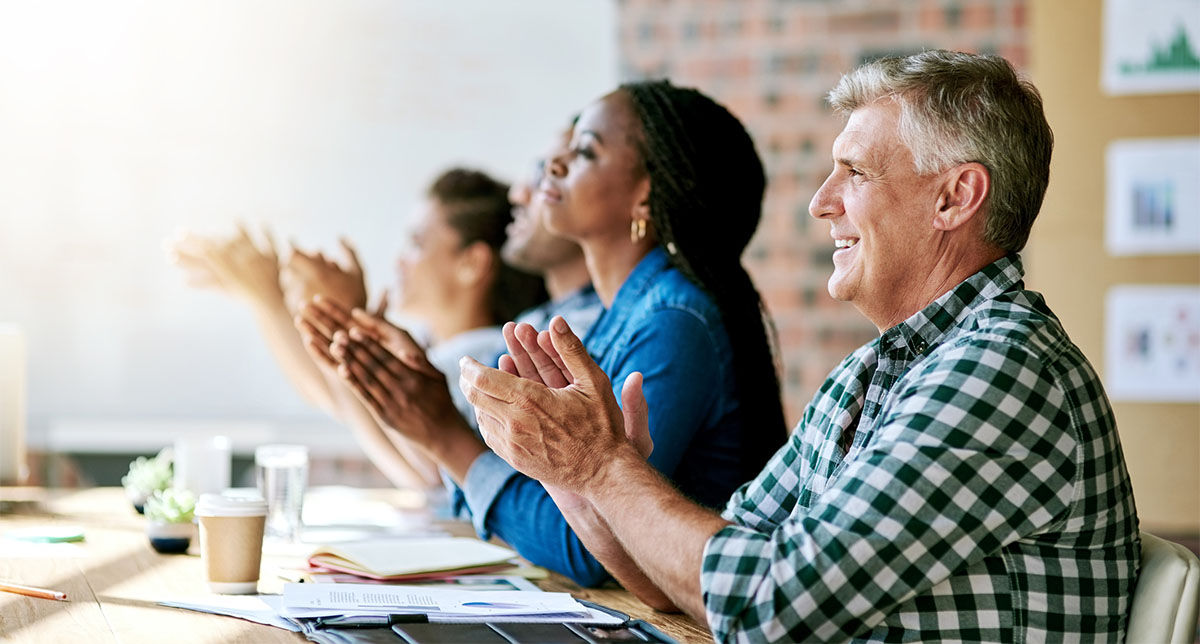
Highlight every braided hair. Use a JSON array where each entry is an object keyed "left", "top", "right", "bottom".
[{"left": 620, "top": 80, "right": 786, "bottom": 477}]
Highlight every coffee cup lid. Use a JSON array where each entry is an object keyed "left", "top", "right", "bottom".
[{"left": 195, "top": 493, "right": 268, "bottom": 517}]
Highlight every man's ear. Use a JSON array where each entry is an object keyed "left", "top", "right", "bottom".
[
  {"left": 933, "top": 162, "right": 990, "bottom": 232},
  {"left": 455, "top": 241, "right": 495, "bottom": 287}
]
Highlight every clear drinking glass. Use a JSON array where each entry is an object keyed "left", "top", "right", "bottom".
[{"left": 254, "top": 444, "right": 308, "bottom": 543}]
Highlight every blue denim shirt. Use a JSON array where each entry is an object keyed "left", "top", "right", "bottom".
[{"left": 461, "top": 247, "right": 749, "bottom": 585}]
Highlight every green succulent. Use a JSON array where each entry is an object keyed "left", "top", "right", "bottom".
[
  {"left": 121, "top": 451, "right": 173, "bottom": 495},
  {"left": 145, "top": 488, "right": 196, "bottom": 524}
]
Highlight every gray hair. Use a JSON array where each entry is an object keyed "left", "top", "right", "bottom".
[{"left": 827, "top": 50, "right": 1053, "bottom": 253}]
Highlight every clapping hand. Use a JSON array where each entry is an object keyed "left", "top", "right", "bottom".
[
  {"left": 165, "top": 224, "right": 282, "bottom": 302},
  {"left": 164, "top": 234, "right": 225, "bottom": 290},
  {"left": 459, "top": 316, "right": 651, "bottom": 495},
  {"left": 295, "top": 295, "right": 393, "bottom": 369},
  {"left": 281, "top": 238, "right": 373, "bottom": 314},
  {"left": 298, "top": 298, "right": 462, "bottom": 447},
  {"left": 498, "top": 319, "right": 652, "bottom": 459}
]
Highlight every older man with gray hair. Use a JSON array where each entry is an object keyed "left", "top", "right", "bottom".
[{"left": 459, "top": 50, "right": 1140, "bottom": 642}]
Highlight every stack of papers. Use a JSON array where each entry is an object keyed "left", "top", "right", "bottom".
[
  {"left": 281, "top": 583, "right": 602, "bottom": 623},
  {"left": 160, "top": 584, "right": 625, "bottom": 628},
  {"left": 308, "top": 538, "right": 518, "bottom": 581}
]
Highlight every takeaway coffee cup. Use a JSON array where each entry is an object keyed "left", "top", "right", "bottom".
[{"left": 195, "top": 493, "right": 268, "bottom": 594}]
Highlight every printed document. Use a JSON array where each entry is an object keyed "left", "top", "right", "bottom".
[{"left": 281, "top": 582, "right": 585, "bottom": 618}]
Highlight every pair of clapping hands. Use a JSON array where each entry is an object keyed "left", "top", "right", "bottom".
[
  {"left": 460, "top": 316, "right": 654, "bottom": 496},
  {"left": 294, "top": 297, "right": 463, "bottom": 447},
  {"left": 167, "top": 225, "right": 383, "bottom": 316}
]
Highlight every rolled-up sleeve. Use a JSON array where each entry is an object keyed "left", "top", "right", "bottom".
[{"left": 461, "top": 451, "right": 522, "bottom": 539}]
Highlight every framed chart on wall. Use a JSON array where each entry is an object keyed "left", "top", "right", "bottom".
[
  {"left": 1105, "top": 285, "right": 1200, "bottom": 403},
  {"left": 1102, "top": 0, "right": 1200, "bottom": 95},
  {"left": 1105, "top": 137, "right": 1200, "bottom": 256}
]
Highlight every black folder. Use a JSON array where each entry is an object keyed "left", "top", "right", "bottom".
[{"left": 292, "top": 599, "right": 678, "bottom": 644}]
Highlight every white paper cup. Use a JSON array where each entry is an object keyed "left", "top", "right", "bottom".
[{"left": 195, "top": 493, "right": 268, "bottom": 594}]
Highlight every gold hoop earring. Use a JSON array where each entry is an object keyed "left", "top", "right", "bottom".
[{"left": 630, "top": 219, "right": 647, "bottom": 243}]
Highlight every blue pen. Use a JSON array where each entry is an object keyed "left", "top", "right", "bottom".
[{"left": 461, "top": 601, "right": 527, "bottom": 609}]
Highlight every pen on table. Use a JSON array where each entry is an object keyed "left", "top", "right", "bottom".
[
  {"left": 0, "top": 582, "right": 68, "bottom": 601},
  {"left": 461, "top": 601, "right": 526, "bottom": 609}
]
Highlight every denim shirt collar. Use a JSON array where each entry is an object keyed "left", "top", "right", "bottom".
[
  {"left": 583, "top": 246, "right": 673, "bottom": 357},
  {"left": 557, "top": 282, "right": 597, "bottom": 307},
  {"left": 880, "top": 253, "right": 1025, "bottom": 359}
]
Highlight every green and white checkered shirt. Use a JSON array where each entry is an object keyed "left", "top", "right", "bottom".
[{"left": 702, "top": 255, "right": 1140, "bottom": 643}]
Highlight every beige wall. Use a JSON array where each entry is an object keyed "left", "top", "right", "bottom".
[{"left": 1029, "top": 0, "right": 1200, "bottom": 532}]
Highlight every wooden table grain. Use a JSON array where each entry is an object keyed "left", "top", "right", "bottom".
[{"left": 0, "top": 487, "right": 711, "bottom": 643}]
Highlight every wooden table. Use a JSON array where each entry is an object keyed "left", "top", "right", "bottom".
[{"left": 0, "top": 487, "right": 711, "bottom": 643}]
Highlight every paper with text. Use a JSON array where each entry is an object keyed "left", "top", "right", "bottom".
[{"left": 281, "top": 583, "right": 585, "bottom": 618}]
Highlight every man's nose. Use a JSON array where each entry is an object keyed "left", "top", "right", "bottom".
[
  {"left": 809, "top": 175, "right": 842, "bottom": 220},
  {"left": 545, "top": 153, "right": 568, "bottom": 179},
  {"left": 509, "top": 182, "right": 532, "bottom": 208}
]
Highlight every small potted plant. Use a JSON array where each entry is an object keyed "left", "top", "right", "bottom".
[
  {"left": 144, "top": 488, "right": 196, "bottom": 554},
  {"left": 121, "top": 450, "right": 173, "bottom": 514}
]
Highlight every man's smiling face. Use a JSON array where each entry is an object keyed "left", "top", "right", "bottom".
[{"left": 808, "top": 100, "right": 945, "bottom": 324}]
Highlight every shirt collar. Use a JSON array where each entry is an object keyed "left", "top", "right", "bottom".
[
  {"left": 431, "top": 325, "right": 504, "bottom": 359},
  {"left": 583, "top": 247, "right": 671, "bottom": 350},
  {"left": 881, "top": 254, "right": 1025, "bottom": 358},
  {"left": 610, "top": 246, "right": 670, "bottom": 311},
  {"left": 555, "top": 282, "right": 596, "bottom": 306}
]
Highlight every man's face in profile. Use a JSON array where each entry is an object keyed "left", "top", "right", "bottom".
[
  {"left": 502, "top": 129, "right": 581, "bottom": 274},
  {"left": 809, "top": 100, "right": 945, "bottom": 319}
]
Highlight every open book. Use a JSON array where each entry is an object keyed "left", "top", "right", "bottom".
[{"left": 307, "top": 538, "right": 519, "bottom": 581}]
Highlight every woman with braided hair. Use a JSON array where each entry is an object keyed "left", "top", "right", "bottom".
[
  {"left": 326, "top": 81, "right": 787, "bottom": 588},
  {"left": 466, "top": 80, "right": 787, "bottom": 584}
]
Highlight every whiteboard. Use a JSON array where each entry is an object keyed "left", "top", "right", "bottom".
[{"left": 0, "top": 1, "right": 617, "bottom": 437}]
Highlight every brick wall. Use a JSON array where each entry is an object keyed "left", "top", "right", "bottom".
[{"left": 617, "top": 0, "right": 1027, "bottom": 423}]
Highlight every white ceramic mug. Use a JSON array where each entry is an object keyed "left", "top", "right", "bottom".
[
  {"left": 0, "top": 325, "right": 26, "bottom": 485},
  {"left": 173, "top": 435, "right": 232, "bottom": 496}
]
